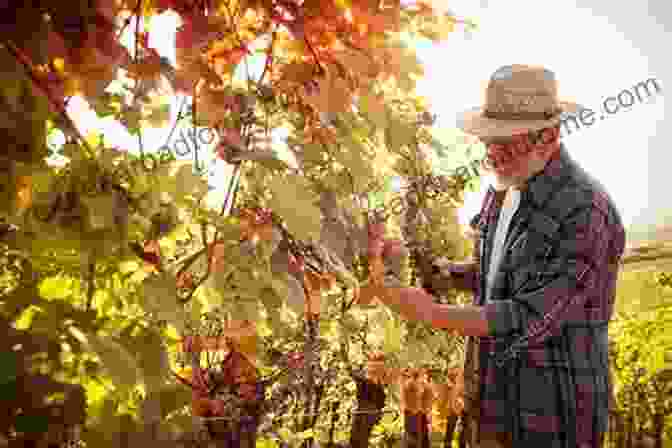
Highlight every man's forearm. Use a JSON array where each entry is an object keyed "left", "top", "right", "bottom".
[{"left": 379, "top": 286, "right": 490, "bottom": 337}]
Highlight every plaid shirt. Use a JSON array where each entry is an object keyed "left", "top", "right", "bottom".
[{"left": 459, "top": 145, "right": 625, "bottom": 447}]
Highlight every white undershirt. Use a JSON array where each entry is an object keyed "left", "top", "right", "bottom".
[{"left": 485, "top": 188, "right": 521, "bottom": 303}]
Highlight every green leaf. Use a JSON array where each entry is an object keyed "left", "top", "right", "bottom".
[
  {"left": 82, "top": 193, "right": 116, "bottom": 230},
  {"left": 0, "top": 380, "right": 18, "bottom": 402},
  {"left": 261, "top": 284, "right": 284, "bottom": 311},
  {"left": 146, "top": 384, "right": 192, "bottom": 418},
  {"left": 0, "top": 352, "right": 18, "bottom": 385},
  {"left": 230, "top": 299, "right": 260, "bottom": 322},
  {"left": 382, "top": 311, "right": 404, "bottom": 354},
  {"left": 173, "top": 162, "right": 208, "bottom": 197},
  {"left": 268, "top": 175, "right": 321, "bottom": 241},
  {"left": 86, "top": 334, "right": 142, "bottom": 391},
  {"left": 14, "top": 414, "right": 50, "bottom": 434},
  {"left": 38, "top": 276, "right": 73, "bottom": 300},
  {"left": 134, "top": 328, "right": 171, "bottom": 390},
  {"left": 142, "top": 273, "right": 185, "bottom": 332},
  {"left": 336, "top": 137, "right": 371, "bottom": 190},
  {"left": 256, "top": 438, "right": 280, "bottom": 448}
]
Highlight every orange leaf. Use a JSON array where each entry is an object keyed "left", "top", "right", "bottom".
[
  {"left": 225, "top": 320, "right": 258, "bottom": 362},
  {"left": 191, "top": 397, "right": 211, "bottom": 416},
  {"left": 279, "top": 61, "right": 315, "bottom": 85},
  {"left": 303, "top": 271, "right": 323, "bottom": 315},
  {"left": 402, "top": 379, "right": 422, "bottom": 414},
  {"left": 321, "top": 272, "right": 337, "bottom": 290},
  {"left": 15, "top": 175, "right": 32, "bottom": 211},
  {"left": 416, "top": 0, "right": 450, "bottom": 14},
  {"left": 356, "top": 281, "right": 383, "bottom": 306},
  {"left": 209, "top": 241, "right": 227, "bottom": 272},
  {"left": 127, "top": 57, "right": 163, "bottom": 80},
  {"left": 142, "top": 239, "right": 162, "bottom": 272},
  {"left": 221, "top": 350, "right": 257, "bottom": 385},
  {"left": 369, "top": 256, "right": 385, "bottom": 285},
  {"left": 305, "top": 72, "right": 353, "bottom": 115},
  {"left": 421, "top": 382, "right": 435, "bottom": 414}
]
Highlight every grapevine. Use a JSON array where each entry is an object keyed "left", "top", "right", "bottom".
[{"left": 0, "top": 0, "right": 481, "bottom": 446}]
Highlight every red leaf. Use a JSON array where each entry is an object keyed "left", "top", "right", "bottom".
[
  {"left": 209, "top": 399, "right": 226, "bottom": 415},
  {"left": 176, "top": 271, "right": 194, "bottom": 289},
  {"left": 176, "top": 13, "right": 213, "bottom": 51},
  {"left": 218, "top": 128, "right": 244, "bottom": 150},
  {"left": 288, "top": 254, "right": 305, "bottom": 276}
]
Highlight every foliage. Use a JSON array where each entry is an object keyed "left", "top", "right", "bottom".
[
  {"left": 0, "top": 0, "right": 481, "bottom": 446},
  {"left": 608, "top": 270, "right": 672, "bottom": 448}
]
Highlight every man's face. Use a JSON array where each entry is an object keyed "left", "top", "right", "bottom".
[{"left": 479, "top": 128, "right": 558, "bottom": 189}]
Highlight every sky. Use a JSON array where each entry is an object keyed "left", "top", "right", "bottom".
[{"left": 62, "top": 0, "right": 669, "bottom": 240}]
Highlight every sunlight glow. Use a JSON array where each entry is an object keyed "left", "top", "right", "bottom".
[{"left": 61, "top": 2, "right": 665, "bottom": 233}]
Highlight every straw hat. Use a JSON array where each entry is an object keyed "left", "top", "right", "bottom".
[{"left": 457, "top": 65, "right": 584, "bottom": 138}]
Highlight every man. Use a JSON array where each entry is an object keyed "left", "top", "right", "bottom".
[{"left": 372, "top": 65, "right": 626, "bottom": 447}]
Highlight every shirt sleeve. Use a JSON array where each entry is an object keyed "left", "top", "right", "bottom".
[{"left": 483, "top": 203, "right": 611, "bottom": 350}]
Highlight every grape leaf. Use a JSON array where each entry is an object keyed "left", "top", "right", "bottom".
[
  {"left": 385, "top": 118, "right": 416, "bottom": 152},
  {"left": 173, "top": 162, "right": 209, "bottom": 198},
  {"left": 282, "top": 272, "right": 306, "bottom": 316},
  {"left": 306, "top": 71, "right": 353, "bottom": 116},
  {"left": 383, "top": 310, "right": 404, "bottom": 354},
  {"left": 38, "top": 276, "right": 73, "bottom": 300},
  {"left": 268, "top": 175, "right": 321, "bottom": 241},
  {"left": 141, "top": 273, "right": 185, "bottom": 332},
  {"left": 385, "top": 41, "right": 424, "bottom": 79},
  {"left": 82, "top": 193, "right": 116, "bottom": 230},
  {"left": 335, "top": 137, "right": 372, "bottom": 190},
  {"left": 135, "top": 328, "right": 171, "bottom": 391},
  {"left": 358, "top": 92, "right": 388, "bottom": 128},
  {"left": 230, "top": 299, "right": 260, "bottom": 324},
  {"left": 145, "top": 384, "right": 192, "bottom": 419},
  {"left": 86, "top": 333, "right": 142, "bottom": 390}
]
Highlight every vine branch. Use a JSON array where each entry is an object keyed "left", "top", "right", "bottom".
[{"left": 2, "top": 40, "right": 94, "bottom": 158}]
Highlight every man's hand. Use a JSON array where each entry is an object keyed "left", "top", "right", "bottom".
[
  {"left": 425, "top": 256, "right": 457, "bottom": 293},
  {"left": 426, "top": 257, "right": 479, "bottom": 294}
]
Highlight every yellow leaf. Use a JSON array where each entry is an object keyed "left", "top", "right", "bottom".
[
  {"left": 434, "top": 15, "right": 457, "bottom": 40},
  {"left": 385, "top": 118, "right": 416, "bottom": 152},
  {"left": 53, "top": 58, "right": 66, "bottom": 73},
  {"left": 268, "top": 175, "right": 321, "bottom": 241},
  {"left": 384, "top": 42, "right": 424, "bottom": 81},
  {"left": 144, "top": 103, "right": 171, "bottom": 128},
  {"left": 358, "top": 92, "right": 388, "bottom": 128}
]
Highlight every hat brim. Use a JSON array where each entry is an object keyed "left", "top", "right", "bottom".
[{"left": 456, "top": 101, "right": 584, "bottom": 138}]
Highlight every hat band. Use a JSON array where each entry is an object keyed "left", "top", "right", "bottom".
[{"left": 483, "top": 107, "right": 561, "bottom": 121}]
